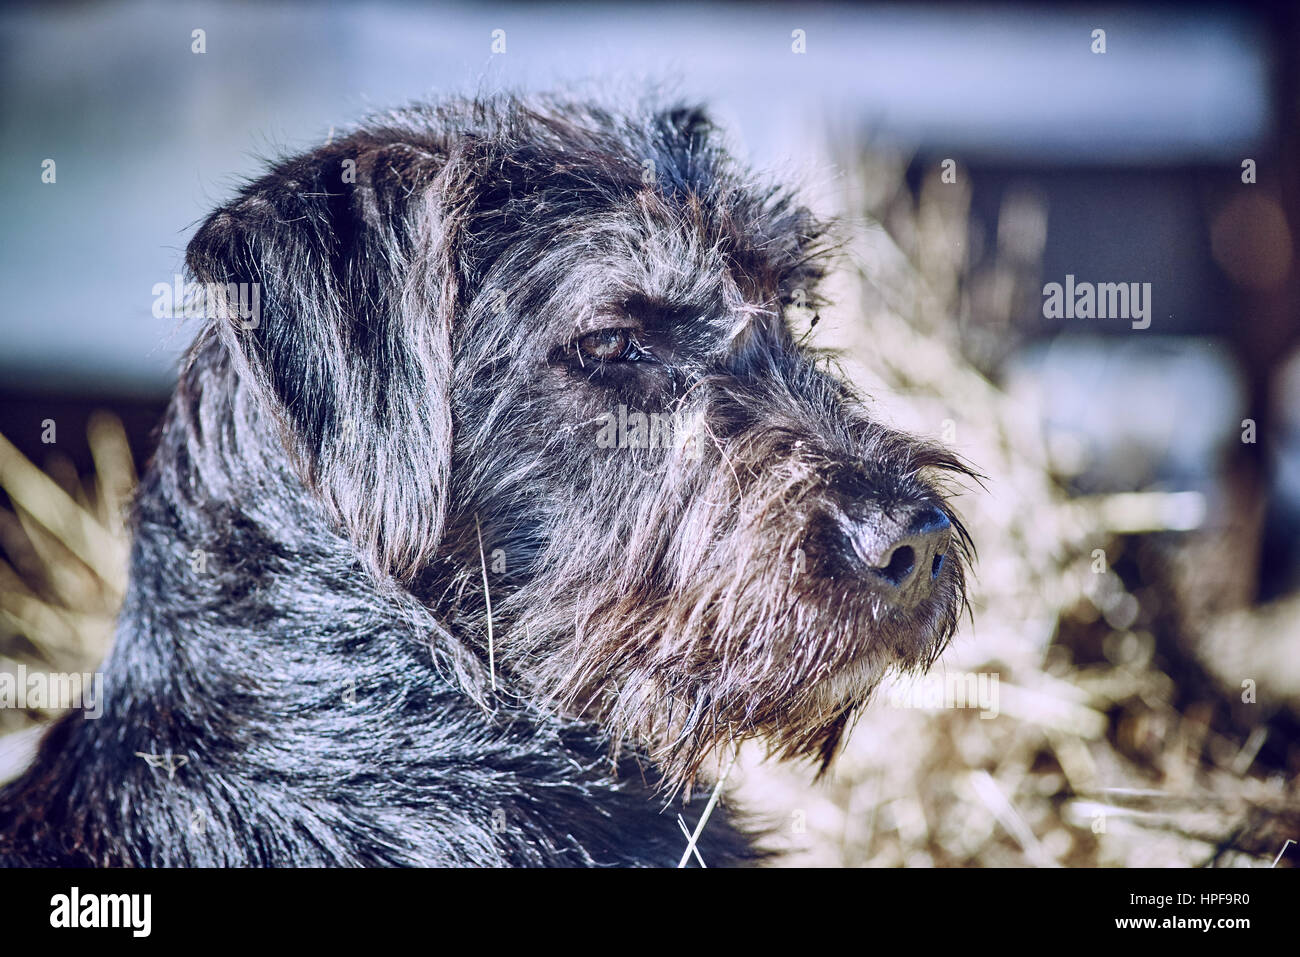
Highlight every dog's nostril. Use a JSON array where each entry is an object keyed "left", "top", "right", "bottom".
[
  {"left": 909, "top": 505, "right": 952, "bottom": 536},
  {"left": 838, "top": 503, "right": 952, "bottom": 601},
  {"left": 875, "top": 544, "right": 915, "bottom": 586}
]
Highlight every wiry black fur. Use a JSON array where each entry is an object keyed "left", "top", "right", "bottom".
[{"left": 0, "top": 94, "right": 972, "bottom": 866}]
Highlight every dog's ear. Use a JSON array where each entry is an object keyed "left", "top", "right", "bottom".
[
  {"left": 656, "top": 105, "right": 713, "bottom": 142},
  {"left": 185, "top": 135, "right": 471, "bottom": 585},
  {"left": 653, "top": 103, "right": 831, "bottom": 303},
  {"left": 651, "top": 104, "right": 716, "bottom": 172}
]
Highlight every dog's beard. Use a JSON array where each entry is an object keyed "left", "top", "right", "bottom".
[
  {"left": 487, "top": 421, "right": 971, "bottom": 792},
  {"left": 546, "top": 559, "right": 963, "bottom": 790}
]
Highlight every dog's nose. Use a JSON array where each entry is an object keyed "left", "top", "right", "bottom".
[{"left": 841, "top": 504, "right": 951, "bottom": 608}]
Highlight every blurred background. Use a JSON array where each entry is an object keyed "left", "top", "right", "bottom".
[{"left": 1, "top": 0, "right": 1297, "bottom": 866}]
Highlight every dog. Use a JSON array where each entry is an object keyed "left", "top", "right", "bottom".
[{"left": 0, "top": 94, "right": 972, "bottom": 866}]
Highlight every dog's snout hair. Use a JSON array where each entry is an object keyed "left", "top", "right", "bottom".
[{"left": 0, "top": 93, "right": 974, "bottom": 867}]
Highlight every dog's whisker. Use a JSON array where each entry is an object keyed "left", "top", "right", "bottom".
[{"left": 474, "top": 514, "right": 497, "bottom": 694}]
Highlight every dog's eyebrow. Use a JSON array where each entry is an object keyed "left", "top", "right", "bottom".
[
  {"left": 618, "top": 294, "right": 674, "bottom": 325},
  {"left": 568, "top": 314, "right": 645, "bottom": 339},
  {"left": 618, "top": 294, "right": 736, "bottom": 333}
]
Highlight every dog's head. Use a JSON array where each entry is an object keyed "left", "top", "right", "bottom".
[{"left": 186, "top": 95, "right": 973, "bottom": 787}]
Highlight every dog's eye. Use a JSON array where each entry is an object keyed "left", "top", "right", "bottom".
[{"left": 575, "top": 328, "right": 640, "bottom": 362}]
